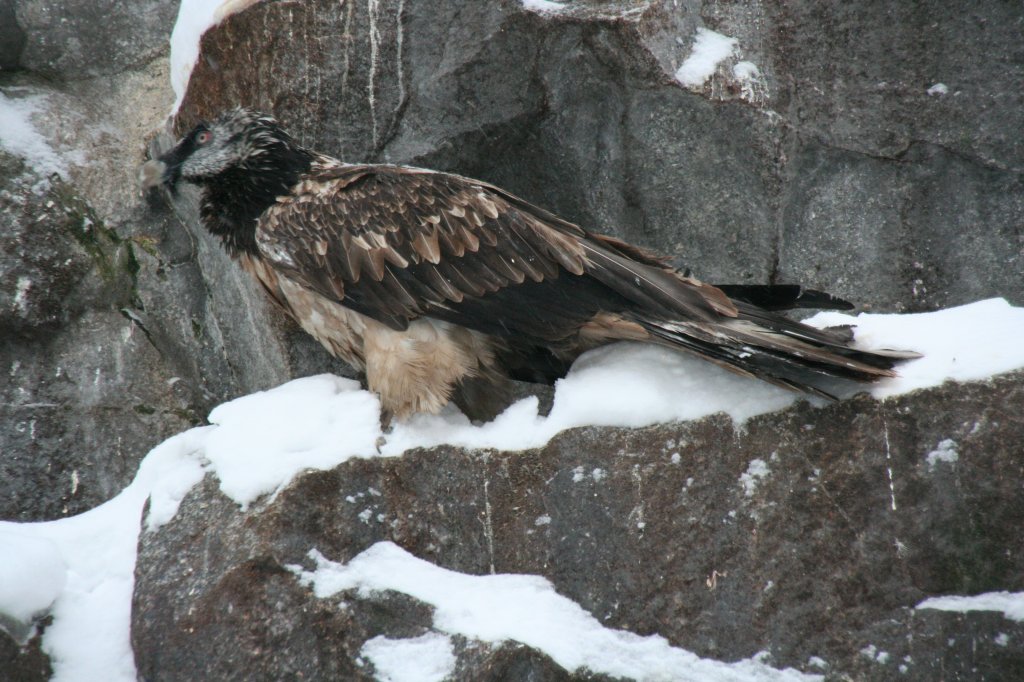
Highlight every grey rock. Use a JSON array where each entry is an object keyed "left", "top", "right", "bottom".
[
  {"left": 0, "top": 134, "right": 342, "bottom": 522},
  {"left": 0, "top": 157, "right": 97, "bottom": 335},
  {"left": 3, "top": 0, "right": 1023, "bottom": 676},
  {"left": 0, "top": 0, "right": 26, "bottom": 71},
  {"left": 778, "top": 142, "right": 1024, "bottom": 312},
  {"left": 175, "top": 0, "right": 1024, "bottom": 304},
  {"left": 0, "top": 30, "right": 343, "bottom": 523},
  {"left": 0, "top": 625, "right": 50, "bottom": 682},
  {"left": 0, "top": 162, "right": 192, "bottom": 521},
  {"left": 132, "top": 373, "right": 1024, "bottom": 680},
  {"left": 762, "top": 0, "right": 1024, "bottom": 172},
  {"left": 13, "top": 0, "right": 179, "bottom": 79}
]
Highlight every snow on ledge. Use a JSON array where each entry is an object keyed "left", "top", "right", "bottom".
[
  {"left": 675, "top": 28, "right": 738, "bottom": 88},
  {"left": 803, "top": 298, "right": 1024, "bottom": 398},
  {"left": 203, "top": 375, "right": 382, "bottom": 509},
  {"left": 292, "top": 541, "right": 819, "bottom": 681},
  {"left": 0, "top": 91, "right": 72, "bottom": 190},
  {"left": 0, "top": 427, "right": 208, "bottom": 681},
  {"left": 916, "top": 592, "right": 1024, "bottom": 622},
  {"left": 384, "top": 298, "right": 1024, "bottom": 453},
  {"left": 0, "top": 531, "right": 66, "bottom": 642},
  {"left": 361, "top": 632, "right": 456, "bottom": 682},
  {"left": 2, "top": 298, "right": 1024, "bottom": 680},
  {"left": 521, "top": 0, "right": 570, "bottom": 14}
]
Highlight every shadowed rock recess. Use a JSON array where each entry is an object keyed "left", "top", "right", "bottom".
[{"left": 3, "top": 0, "right": 1023, "bottom": 679}]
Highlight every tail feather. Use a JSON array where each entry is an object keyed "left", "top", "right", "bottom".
[
  {"left": 713, "top": 284, "right": 855, "bottom": 312},
  {"left": 637, "top": 318, "right": 844, "bottom": 399},
  {"left": 636, "top": 302, "right": 919, "bottom": 399}
]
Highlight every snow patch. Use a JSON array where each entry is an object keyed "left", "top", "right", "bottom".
[
  {"left": 740, "top": 459, "right": 770, "bottom": 497},
  {"left": 916, "top": 591, "right": 1024, "bottom": 621},
  {"left": 0, "top": 92, "right": 70, "bottom": 184},
  {"left": 361, "top": 632, "right": 456, "bottom": 682},
  {"left": 676, "top": 28, "right": 738, "bottom": 88},
  {"left": 732, "top": 60, "right": 766, "bottom": 102},
  {"left": 293, "top": 542, "right": 818, "bottom": 681},
  {"left": 925, "top": 439, "right": 959, "bottom": 468},
  {"left": 859, "top": 644, "right": 890, "bottom": 664},
  {"left": 804, "top": 298, "right": 1024, "bottom": 398},
  {"left": 0, "top": 532, "right": 66, "bottom": 636},
  {"left": 204, "top": 375, "right": 382, "bottom": 508},
  {"left": 13, "top": 276, "right": 32, "bottom": 315},
  {"left": 521, "top": 0, "right": 569, "bottom": 13},
  {"left": 733, "top": 61, "right": 760, "bottom": 81}
]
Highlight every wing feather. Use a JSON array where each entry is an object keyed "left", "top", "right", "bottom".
[
  {"left": 255, "top": 164, "right": 731, "bottom": 346},
  {"left": 248, "top": 160, "right": 912, "bottom": 399}
]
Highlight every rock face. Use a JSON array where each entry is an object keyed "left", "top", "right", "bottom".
[
  {"left": 1, "top": 0, "right": 339, "bottom": 671},
  {"left": 132, "top": 373, "right": 1024, "bottom": 680},
  {"left": 4, "top": 0, "right": 1021, "bottom": 516},
  {"left": 1, "top": 0, "right": 345, "bottom": 524},
  {"left": 176, "top": 0, "right": 1024, "bottom": 311},
  {"left": 3, "top": 0, "right": 1023, "bottom": 678},
  {"left": 15, "top": 0, "right": 179, "bottom": 79}
]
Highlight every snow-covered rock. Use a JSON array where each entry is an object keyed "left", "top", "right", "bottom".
[
  {"left": 4, "top": 0, "right": 1024, "bottom": 678},
  {"left": 123, "top": 369, "right": 1024, "bottom": 681},
  {"left": 4, "top": 296, "right": 1021, "bottom": 680}
]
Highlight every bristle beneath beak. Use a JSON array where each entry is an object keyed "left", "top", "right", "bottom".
[{"left": 139, "top": 160, "right": 167, "bottom": 190}]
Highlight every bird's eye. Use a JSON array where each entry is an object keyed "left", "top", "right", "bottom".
[{"left": 196, "top": 130, "right": 212, "bottom": 145}]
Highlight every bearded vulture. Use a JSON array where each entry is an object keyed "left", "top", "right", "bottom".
[{"left": 141, "top": 108, "right": 916, "bottom": 422}]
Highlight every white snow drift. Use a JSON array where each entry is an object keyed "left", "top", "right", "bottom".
[{"left": 293, "top": 542, "right": 815, "bottom": 681}]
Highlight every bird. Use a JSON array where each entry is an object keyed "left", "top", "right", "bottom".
[{"left": 141, "top": 107, "right": 917, "bottom": 423}]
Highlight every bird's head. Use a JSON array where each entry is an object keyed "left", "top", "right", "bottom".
[
  {"left": 140, "top": 108, "right": 305, "bottom": 192},
  {"left": 141, "top": 108, "right": 315, "bottom": 255}
]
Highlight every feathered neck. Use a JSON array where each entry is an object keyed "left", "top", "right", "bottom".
[{"left": 199, "top": 141, "right": 315, "bottom": 256}]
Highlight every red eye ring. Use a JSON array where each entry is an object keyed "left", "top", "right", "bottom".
[{"left": 196, "top": 130, "right": 212, "bottom": 145}]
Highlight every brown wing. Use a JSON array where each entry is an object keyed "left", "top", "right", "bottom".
[
  {"left": 255, "top": 164, "right": 733, "bottom": 345},
  {"left": 255, "top": 163, "right": 910, "bottom": 394}
]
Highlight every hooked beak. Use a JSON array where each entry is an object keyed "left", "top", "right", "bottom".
[
  {"left": 139, "top": 143, "right": 185, "bottom": 194},
  {"left": 139, "top": 158, "right": 169, "bottom": 190}
]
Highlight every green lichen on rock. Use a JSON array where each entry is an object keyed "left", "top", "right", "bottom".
[{"left": 49, "top": 178, "right": 141, "bottom": 308}]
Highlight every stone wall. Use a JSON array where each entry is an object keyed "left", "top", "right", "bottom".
[{"left": 2, "top": 0, "right": 1022, "bottom": 679}]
